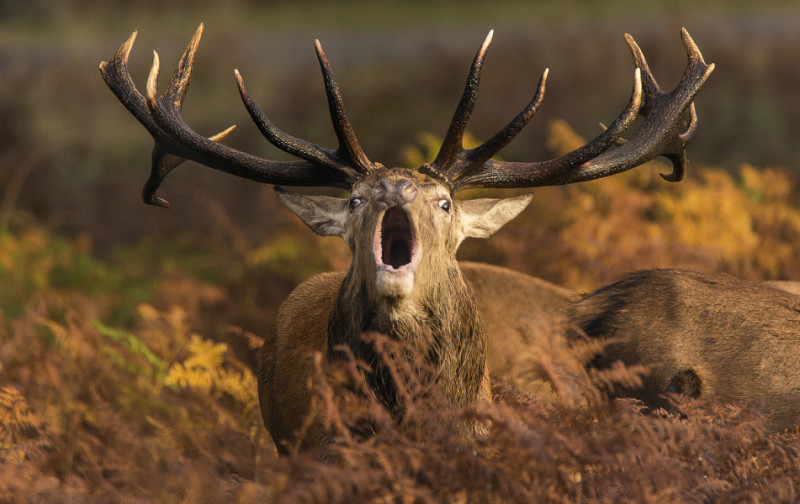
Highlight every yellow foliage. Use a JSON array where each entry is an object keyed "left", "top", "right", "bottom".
[
  {"left": 0, "top": 226, "right": 103, "bottom": 322},
  {"left": 246, "top": 231, "right": 304, "bottom": 268},
  {"left": 166, "top": 334, "right": 257, "bottom": 410},
  {"left": 135, "top": 303, "right": 258, "bottom": 412},
  {"left": 37, "top": 317, "right": 70, "bottom": 348},
  {"left": 496, "top": 120, "right": 800, "bottom": 289},
  {"left": 546, "top": 117, "right": 588, "bottom": 156},
  {"left": 137, "top": 304, "right": 194, "bottom": 366},
  {"left": 651, "top": 169, "right": 760, "bottom": 270},
  {"left": 137, "top": 303, "right": 162, "bottom": 323},
  {"left": 0, "top": 386, "right": 45, "bottom": 463},
  {"left": 740, "top": 164, "right": 793, "bottom": 201},
  {"left": 400, "top": 131, "right": 484, "bottom": 168},
  {"left": 246, "top": 230, "right": 334, "bottom": 278},
  {"left": 740, "top": 165, "right": 800, "bottom": 279},
  {"left": 0, "top": 228, "right": 59, "bottom": 292},
  {"left": 0, "top": 263, "right": 266, "bottom": 499}
]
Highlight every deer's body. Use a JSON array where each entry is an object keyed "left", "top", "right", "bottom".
[
  {"left": 101, "top": 24, "right": 712, "bottom": 453},
  {"left": 571, "top": 269, "right": 800, "bottom": 432},
  {"left": 462, "top": 262, "right": 575, "bottom": 388},
  {"left": 259, "top": 261, "right": 574, "bottom": 450}
]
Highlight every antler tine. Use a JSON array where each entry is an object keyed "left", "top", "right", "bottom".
[
  {"left": 452, "top": 28, "right": 714, "bottom": 190},
  {"left": 430, "top": 30, "right": 494, "bottom": 174},
  {"left": 453, "top": 66, "right": 643, "bottom": 190},
  {"left": 144, "top": 124, "right": 238, "bottom": 207},
  {"left": 234, "top": 69, "right": 358, "bottom": 178},
  {"left": 100, "top": 26, "right": 234, "bottom": 206},
  {"left": 563, "top": 28, "right": 714, "bottom": 184},
  {"left": 623, "top": 32, "right": 661, "bottom": 112},
  {"left": 100, "top": 25, "right": 354, "bottom": 207},
  {"left": 164, "top": 24, "right": 203, "bottom": 110},
  {"left": 445, "top": 68, "right": 549, "bottom": 186},
  {"left": 314, "top": 40, "right": 376, "bottom": 174},
  {"left": 100, "top": 30, "right": 169, "bottom": 142},
  {"left": 435, "top": 31, "right": 643, "bottom": 191}
]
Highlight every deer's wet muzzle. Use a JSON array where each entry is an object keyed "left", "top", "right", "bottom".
[{"left": 373, "top": 178, "right": 418, "bottom": 206}]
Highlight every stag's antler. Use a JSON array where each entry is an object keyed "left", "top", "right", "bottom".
[
  {"left": 441, "top": 28, "right": 714, "bottom": 190},
  {"left": 100, "top": 25, "right": 713, "bottom": 204},
  {"left": 99, "top": 24, "right": 375, "bottom": 207}
]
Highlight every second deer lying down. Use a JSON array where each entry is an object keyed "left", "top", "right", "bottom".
[
  {"left": 100, "top": 26, "right": 713, "bottom": 452},
  {"left": 571, "top": 269, "right": 800, "bottom": 432}
]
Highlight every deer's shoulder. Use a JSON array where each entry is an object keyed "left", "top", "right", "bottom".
[
  {"left": 275, "top": 271, "right": 346, "bottom": 329},
  {"left": 460, "top": 261, "right": 575, "bottom": 312}
]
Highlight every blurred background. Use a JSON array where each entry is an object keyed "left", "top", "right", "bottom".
[{"left": 2, "top": 0, "right": 800, "bottom": 348}]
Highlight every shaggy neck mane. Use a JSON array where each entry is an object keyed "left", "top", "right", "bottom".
[{"left": 327, "top": 264, "right": 486, "bottom": 410}]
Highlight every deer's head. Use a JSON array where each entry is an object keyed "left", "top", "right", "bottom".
[
  {"left": 277, "top": 166, "right": 532, "bottom": 317},
  {"left": 100, "top": 26, "right": 713, "bottom": 314}
]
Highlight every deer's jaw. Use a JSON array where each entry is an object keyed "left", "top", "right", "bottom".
[{"left": 372, "top": 206, "right": 421, "bottom": 299}]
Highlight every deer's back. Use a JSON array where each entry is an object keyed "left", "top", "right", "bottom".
[{"left": 571, "top": 269, "right": 800, "bottom": 431}]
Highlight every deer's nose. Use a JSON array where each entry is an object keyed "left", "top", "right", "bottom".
[{"left": 373, "top": 178, "right": 418, "bottom": 205}]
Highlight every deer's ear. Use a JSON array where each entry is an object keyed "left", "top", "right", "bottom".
[
  {"left": 275, "top": 187, "right": 348, "bottom": 237},
  {"left": 458, "top": 194, "right": 533, "bottom": 240}
]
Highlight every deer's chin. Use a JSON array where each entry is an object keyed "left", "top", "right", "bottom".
[{"left": 375, "top": 268, "right": 415, "bottom": 299}]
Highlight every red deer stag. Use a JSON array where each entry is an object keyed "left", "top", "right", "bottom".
[
  {"left": 570, "top": 269, "right": 800, "bottom": 433},
  {"left": 100, "top": 25, "right": 713, "bottom": 452}
]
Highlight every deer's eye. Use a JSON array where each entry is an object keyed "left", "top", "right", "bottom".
[
  {"left": 438, "top": 199, "right": 451, "bottom": 213},
  {"left": 349, "top": 197, "right": 363, "bottom": 210}
]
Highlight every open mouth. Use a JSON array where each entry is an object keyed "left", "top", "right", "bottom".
[{"left": 374, "top": 207, "right": 418, "bottom": 271}]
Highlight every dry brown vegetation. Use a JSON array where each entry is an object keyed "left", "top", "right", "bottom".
[{"left": 2, "top": 121, "right": 800, "bottom": 502}]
